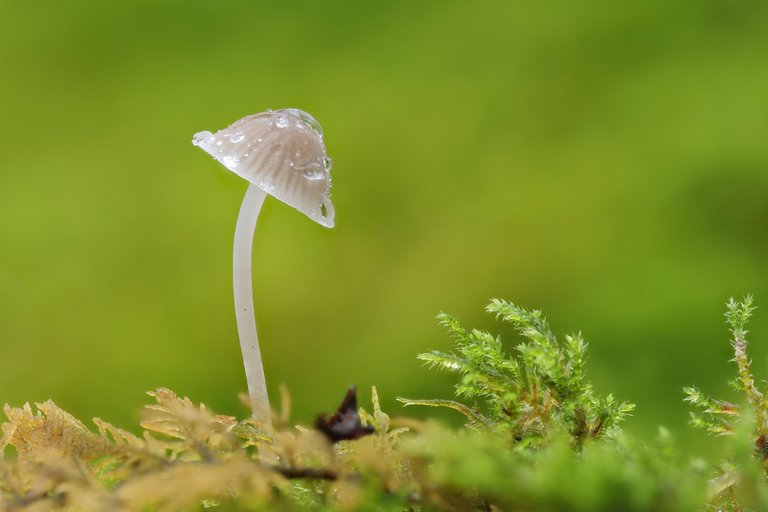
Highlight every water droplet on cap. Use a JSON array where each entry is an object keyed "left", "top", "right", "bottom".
[
  {"left": 222, "top": 155, "right": 240, "bottom": 168},
  {"left": 259, "top": 179, "right": 276, "bottom": 192},
  {"left": 297, "top": 163, "right": 325, "bottom": 181},
  {"left": 282, "top": 108, "right": 323, "bottom": 138},
  {"left": 192, "top": 131, "right": 214, "bottom": 147},
  {"left": 275, "top": 115, "right": 290, "bottom": 128}
]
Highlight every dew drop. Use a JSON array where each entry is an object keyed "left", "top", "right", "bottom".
[
  {"left": 275, "top": 115, "right": 290, "bottom": 128},
  {"left": 229, "top": 132, "right": 245, "bottom": 144},
  {"left": 285, "top": 109, "right": 323, "bottom": 137},
  {"left": 222, "top": 155, "right": 240, "bottom": 168},
  {"left": 299, "top": 164, "right": 325, "bottom": 181},
  {"left": 192, "top": 131, "right": 214, "bottom": 147},
  {"left": 259, "top": 179, "right": 276, "bottom": 193}
]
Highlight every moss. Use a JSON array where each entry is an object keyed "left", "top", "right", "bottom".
[{"left": 0, "top": 298, "right": 765, "bottom": 511}]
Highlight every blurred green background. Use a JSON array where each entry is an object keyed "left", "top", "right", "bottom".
[{"left": 1, "top": 0, "right": 767, "bottom": 456}]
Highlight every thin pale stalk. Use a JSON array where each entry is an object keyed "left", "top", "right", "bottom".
[{"left": 233, "top": 185, "right": 272, "bottom": 433}]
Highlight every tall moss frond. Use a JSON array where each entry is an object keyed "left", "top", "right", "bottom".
[
  {"left": 684, "top": 297, "right": 766, "bottom": 440},
  {"left": 684, "top": 296, "right": 768, "bottom": 511},
  {"left": 403, "top": 299, "right": 634, "bottom": 447}
]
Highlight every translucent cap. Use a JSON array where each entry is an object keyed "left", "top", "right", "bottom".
[{"left": 193, "top": 109, "right": 335, "bottom": 228}]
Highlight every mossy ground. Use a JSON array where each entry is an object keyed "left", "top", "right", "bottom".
[{"left": 1, "top": 299, "right": 766, "bottom": 511}]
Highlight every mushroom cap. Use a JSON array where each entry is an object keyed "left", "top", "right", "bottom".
[{"left": 193, "top": 109, "right": 335, "bottom": 228}]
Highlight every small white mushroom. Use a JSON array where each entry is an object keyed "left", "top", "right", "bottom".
[{"left": 192, "top": 108, "right": 334, "bottom": 442}]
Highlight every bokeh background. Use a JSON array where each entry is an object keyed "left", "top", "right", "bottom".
[{"left": 1, "top": 0, "right": 767, "bottom": 456}]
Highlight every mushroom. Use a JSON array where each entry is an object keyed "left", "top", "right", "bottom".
[{"left": 192, "top": 108, "right": 334, "bottom": 436}]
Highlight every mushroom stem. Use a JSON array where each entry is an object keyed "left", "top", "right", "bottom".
[{"left": 233, "top": 184, "right": 271, "bottom": 428}]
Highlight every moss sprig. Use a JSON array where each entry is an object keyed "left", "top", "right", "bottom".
[
  {"left": 684, "top": 296, "right": 766, "bottom": 440},
  {"left": 684, "top": 296, "right": 768, "bottom": 510},
  {"left": 399, "top": 299, "right": 635, "bottom": 447}
]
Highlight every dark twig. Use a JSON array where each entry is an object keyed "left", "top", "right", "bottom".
[{"left": 271, "top": 465, "right": 338, "bottom": 480}]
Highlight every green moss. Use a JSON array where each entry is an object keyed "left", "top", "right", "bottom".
[
  {"left": 400, "top": 300, "right": 634, "bottom": 448},
  {"left": 0, "top": 298, "right": 765, "bottom": 511}
]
